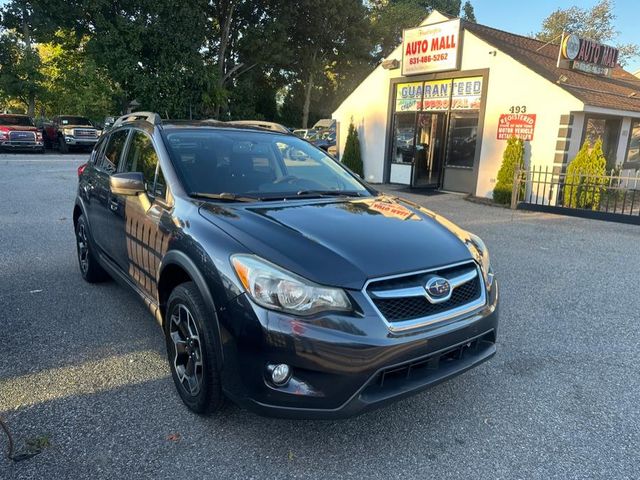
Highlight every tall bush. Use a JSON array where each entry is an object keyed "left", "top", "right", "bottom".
[
  {"left": 342, "top": 121, "right": 364, "bottom": 177},
  {"left": 563, "top": 139, "right": 607, "bottom": 210},
  {"left": 493, "top": 136, "right": 524, "bottom": 204}
]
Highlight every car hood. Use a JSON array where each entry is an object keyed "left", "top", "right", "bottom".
[
  {"left": 199, "top": 195, "right": 474, "bottom": 290},
  {"left": 61, "top": 125, "right": 95, "bottom": 129}
]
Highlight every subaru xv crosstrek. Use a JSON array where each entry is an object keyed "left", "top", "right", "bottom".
[{"left": 73, "top": 112, "right": 499, "bottom": 418}]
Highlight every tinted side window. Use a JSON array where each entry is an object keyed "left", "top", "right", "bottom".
[
  {"left": 90, "top": 136, "right": 106, "bottom": 165},
  {"left": 122, "top": 131, "right": 159, "bottom": 196},
  {"left": 100, "top": 129, "right": 129, "bottom": 174}
]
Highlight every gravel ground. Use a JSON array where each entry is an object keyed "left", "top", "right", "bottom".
[{"left": 1, "top": 153, "right": 639, "bottom": 479}]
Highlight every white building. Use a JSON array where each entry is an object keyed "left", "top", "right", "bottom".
[{"left": 332, "top": 11, "right": 640, "bottom": 197}]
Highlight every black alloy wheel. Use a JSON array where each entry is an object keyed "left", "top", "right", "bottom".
[
  {"left": 165, "top": 282, "right": 224, "bottom": 414},
  {"left": 75, "top": 214, "right": 109, "bottom": 283},
  {"left": 169, "top": 303, "right": 204, "bottom": 396}
]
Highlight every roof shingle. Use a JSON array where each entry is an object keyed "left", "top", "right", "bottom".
[{"left": 462, "top": 20, "right": 640, "bottom": 113}]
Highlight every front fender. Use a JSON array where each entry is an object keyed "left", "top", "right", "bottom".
[{"left": 159, "top": 250, "right": 225, "bottom": 368}]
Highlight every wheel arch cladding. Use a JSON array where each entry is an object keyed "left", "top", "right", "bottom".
[
  {"left": 159, "top": 250, "right": 225, "bottom": 367},
  {"left": 73, "top": 204, "right": 83, "bottom": 228}
]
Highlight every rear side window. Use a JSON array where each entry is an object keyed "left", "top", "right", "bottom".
[
  {"left": 100, "top": 129, "right": 129, "bottom": 174},
  {"left": 121, "top": 130, "right": 161, "bottom": 197}
]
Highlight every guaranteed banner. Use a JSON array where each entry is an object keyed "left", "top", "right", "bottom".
[
  {"left": 402, "top": 19, "right": 461, "bottom": 76},
  {"left": 451, "top": 77, "right": 483, "bottom": 110},
  {"left": 422, "top": 79, "right": 452, "bottom": 111},
  {"left": 395, "top": 82, "right": 424, "bottom": 112}
]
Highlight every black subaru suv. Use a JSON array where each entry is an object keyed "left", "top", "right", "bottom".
[{"left": 73, "top": 112, "right": 498, "bottom": 418}]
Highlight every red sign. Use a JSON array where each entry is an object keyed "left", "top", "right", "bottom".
[{"left": 497, "top": 114, "right": 537, "bottom": 141}]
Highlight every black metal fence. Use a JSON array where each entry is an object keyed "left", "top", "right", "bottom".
[{"left": 512, "top": 165, "right": 640, "bottom": 224}]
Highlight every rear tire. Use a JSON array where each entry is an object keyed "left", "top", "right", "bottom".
[
  {"left": 165, "top": 282, "right": 225, "bottom": 414},
  {"left": 75, "top": 214, "right": 109, "bottom": 283}
]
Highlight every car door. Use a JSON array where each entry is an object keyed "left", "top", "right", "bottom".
[
  {"left": 88, "top": 128, "right": 130, "bottom": 259},
  {"left": 111, "top": 129, "right": 171, "bottom": 301}
]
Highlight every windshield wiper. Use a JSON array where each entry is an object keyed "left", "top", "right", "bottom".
[
  {"left": 189, "top": 192, "right": 260, "bottom": 202},
  {"left": 295, "top": 190, "right": 366, "bottom": 198}
]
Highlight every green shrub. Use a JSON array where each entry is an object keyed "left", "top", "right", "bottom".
[
  {"left": 563, "top": 139, "right": 607, "bottom": 210},
  {"left": 493, "top": 136, "right": 524, "bottom": 204},
  {"left": 342, "top": 121, "right": 364, "bottom": 177}
]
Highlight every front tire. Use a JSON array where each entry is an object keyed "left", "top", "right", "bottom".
[
  {"left": 75, "top": 214, "right": 109, "bottom": 283},
  {"left": 165, "top": 282, "right": 224, "bottom": 414}
]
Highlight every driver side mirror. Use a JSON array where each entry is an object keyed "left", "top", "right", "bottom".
[{"left": 110, "top": 172, "right": 145, "bottom": 196}]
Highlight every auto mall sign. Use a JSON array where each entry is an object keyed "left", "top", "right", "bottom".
[
  {"left": 402, "top": 19, "right": 461, "bottom": 76},
  {"left": 559, "top": 34, "right": 619, "bottom": 77}
]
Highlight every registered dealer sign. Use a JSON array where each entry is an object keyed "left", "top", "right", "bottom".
[
  {"left": 402, "top": 19, "right": 461, "bottom": 76},
  {"left": 497, "top": 114, "right": 537, "bottom": 141}
]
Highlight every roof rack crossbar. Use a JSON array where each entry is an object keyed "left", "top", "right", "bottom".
[{"left": 112, "top": 111, "right": 162, "bottom": 129}]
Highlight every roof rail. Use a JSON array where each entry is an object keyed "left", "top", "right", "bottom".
[
  {"left": 112, "top": 111, "right": 162, "bottom": 129},
  {"left": 224, "top": 120, "right": 291, "bottom": 133}
]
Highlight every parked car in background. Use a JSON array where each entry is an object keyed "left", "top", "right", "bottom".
[
  {"left": 44, "top": 116, "right": 101, "bottom": 153},
  {"left": 293, "top": 129, "right": 319, "bottom": 141},
  {"left": 73, "top": 111, "right": 499, "bottom": 418},
  {"left": 103, "top": 116, "right": 116, "bottom": 132},
  {"left": 0, "top": 114, "right": 44, "bottom": 153},
  {"left": 312, "top": 118, "right": 336, "bottom": 131},
  {"left": 312, "top": 130, "right": 336, "bottom": 152},
  {"left": 327, "top": 143, "right": 337, "bottom": 158}
]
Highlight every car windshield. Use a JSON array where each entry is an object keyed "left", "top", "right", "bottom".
[
  {"left": 164, "top": 128, "right": 370, "bottom": 200},
  {"left": 60, "top": 116, "right": 92, "bottom": 126},
  {"left": 0, "top": 115, "right": 34, "bottom": 127}
]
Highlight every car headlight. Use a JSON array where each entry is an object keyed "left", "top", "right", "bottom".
[
  {"left": 231, "top": 254, "right": 351, "bottom": 316},
  {"left": 63, "top": 128, "right": 74, "bottom": 136},
  {"left": 464, "top": 232, "right": 494, "bottom": 288}
]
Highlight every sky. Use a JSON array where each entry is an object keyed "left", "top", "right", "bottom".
[{"left": 473, "top": 0, "right": 640, "bottom": 72}]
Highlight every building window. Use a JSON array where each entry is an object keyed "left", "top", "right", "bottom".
[
  {"left": 445, "top": 113, "right": 478, "bottom": 169},
  {"left": 583, "top": 116, "right": 621, "bottom": 170},
  {"left": 391, "top": 112, "right": 415, "bottom": 164},
  {"left": 623, "top": 119, "right": 640, "bottom": 170}
]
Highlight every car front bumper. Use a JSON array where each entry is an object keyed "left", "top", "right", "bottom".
[
  {"left": 1, "top": 140, "right": 44, "bottom": 150},
  {"left": 218, "top": 277, "right": 499, "bottom": 419},
  {"left": 64, "top": 136, "right": 99, "bottom": 146}
]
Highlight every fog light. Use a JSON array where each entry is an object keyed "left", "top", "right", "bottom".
[{"left": 268, "top": 363, "right": 291, "bottom": 386}]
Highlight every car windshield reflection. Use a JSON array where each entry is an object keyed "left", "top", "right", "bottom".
[{"left": 165, "top": 129, "right": 370, "bottom": 200}]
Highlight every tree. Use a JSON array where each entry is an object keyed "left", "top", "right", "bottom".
[
  {"left": 11, "top": 0, "right": 217, "bottom": 118},
  {"left": 493, "top": 136, "right": 524, "bottom": 205},
  {"left": 461, "top": 1, "right": 476, "bottom": 22},
  {"left": 0, "top": 31, "right": 44, "bottom": 115},
  {"left": 284, "top": 0, "right": 371, "bottom": 128},
  {"left": 535, "top": 0, "right": 639, "bottom": 66},
  {"left": 563, "top": 139, "right": 607, "bottom": 210},
  {"left": 37, "top": 32, "right": 120, "bottom": 121},
  {"left": 0, "top": 0, "right": 47, "bottom": 115},
  {"left": 342, "top": 121, "right": 363, "bottom": 177},
  {"left": 369, "top": 0, "right": 463, "bottom": 60}
]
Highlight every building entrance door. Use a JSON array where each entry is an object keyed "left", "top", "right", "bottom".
[{"left": 412, "top": 112, "right": 446, "bottom": 187}]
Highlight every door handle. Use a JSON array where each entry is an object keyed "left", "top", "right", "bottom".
[{"left": 109, "top": 199, "right": 119, "bottom": 212}]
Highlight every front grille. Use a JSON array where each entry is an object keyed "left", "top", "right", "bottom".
[
  {"left": 9, "top": 131, "right": 36, "bottom": 143},
  {"left": 373, "top": 277, "right": 481, "bottom": 321},
  {"left": 74, "top": 128, "right": 97, "bottom": 138},
  {"left": 366, "top": 262, "right": 485, "bottom": 326}
]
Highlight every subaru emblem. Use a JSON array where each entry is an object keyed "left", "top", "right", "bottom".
[{"left": 425, "top": 276, "right": 451, "bottom": 303}]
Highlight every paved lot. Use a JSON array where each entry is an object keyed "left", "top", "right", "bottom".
[{"left": 1, "top": 153, "right": 639, "bottom": 479}]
